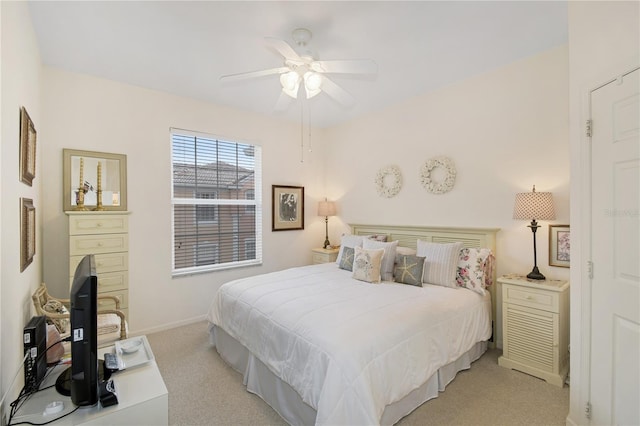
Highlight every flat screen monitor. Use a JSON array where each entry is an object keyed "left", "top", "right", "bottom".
[{"left": 55, "top": 254, "right": 99, "bottom": 406}]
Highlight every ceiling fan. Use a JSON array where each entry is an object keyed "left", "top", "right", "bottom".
[{"left": 220, "top": 28, "right": 377, "bottom": 109}]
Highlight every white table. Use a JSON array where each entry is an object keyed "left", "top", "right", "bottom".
[{"left": 12, "top": 338, "right": 168, "bottom": 425}]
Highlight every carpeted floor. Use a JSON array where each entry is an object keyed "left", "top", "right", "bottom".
[{"left": 146, "top": 321, "right": 569, "bottom": 426}]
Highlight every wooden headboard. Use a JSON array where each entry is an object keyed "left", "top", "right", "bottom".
[{"left": 350, "top": 223, "right": 500, "bottom": 346}]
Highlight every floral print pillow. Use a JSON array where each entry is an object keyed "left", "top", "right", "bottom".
[{"left": 456, "top": 248, "right": 494, "bottom": 295}]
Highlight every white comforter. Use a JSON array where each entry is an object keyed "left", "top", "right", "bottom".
[{"left": 207, "top": 263, "right": 491, "bottom": 425}]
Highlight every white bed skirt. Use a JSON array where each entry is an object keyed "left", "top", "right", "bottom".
[{"left": 210, "top": 325, "right": 488, "bottom": 426}]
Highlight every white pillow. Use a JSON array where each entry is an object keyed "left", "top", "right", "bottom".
[
  {"left": 396, "top": 246, "right": 417, "bottom": 256},
  {"left": 352, "top": 246, "right": 384, "bottom": 283},
  {"left": 363, "top": 239, "right": 399, "bottom": 281},
  {"left": 416, "top": 240, "right": 464, "bottom": 288},
  {"left": 335, "top": 235, "right": 365, "bottom": 265},
  {"left": 335, "top": 234, "right": 389, "bottom": 265}
]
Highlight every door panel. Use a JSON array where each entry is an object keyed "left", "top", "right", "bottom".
[{"left": 590, "top": 68, "right": 639, "bottom": 426}]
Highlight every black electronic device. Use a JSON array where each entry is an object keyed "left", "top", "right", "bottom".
[
  {"left": 55, "top": 254, "right": 99, "bottom": 407},
  {"left": 23, "top": 315, "right": 47, "bottom": 392},
  {"left": 99, "top": 378, "right": 118, "bottom": 407}
]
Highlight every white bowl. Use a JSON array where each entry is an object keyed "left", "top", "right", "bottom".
[{"left": 120, "top": 340, "right": 142, "bottom": 354}]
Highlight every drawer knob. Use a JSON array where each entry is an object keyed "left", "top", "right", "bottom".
[
  {"left": 97, "top": 222, "right": 103, "bottom": 227},
  {"left": 526, "top": 296, "right": 534, "bottom": 300},
  {"left": 97, "top": 242, "right": 104, "bottom": 247}
]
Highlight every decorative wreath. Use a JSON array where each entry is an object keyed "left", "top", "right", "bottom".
[
  {"left": 375, "top": 165, "right": 403, "bottom": 198},
  {"left": 420, "top": 156, "right": 456, "bottom": 194}
]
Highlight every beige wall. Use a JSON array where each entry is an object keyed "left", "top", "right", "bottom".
[
  {"left": 567, "top": 1, "right": 639, "bottom": 424},
  {"left": 324, "top": 46, "right": 570, "bottom": 282},
  {"left": 40, "top": 68, "right": 328, "bottom": 334},
  {"left": 0, "top": 0, "right": 42, "bottom": 413}
]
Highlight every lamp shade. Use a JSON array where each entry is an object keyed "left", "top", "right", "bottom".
[
  {"left": 318, "top": 200, "right": 336, "bottom": 217},
  {"left": 513, "top": 186, "right": 556, "bottom": 220}
]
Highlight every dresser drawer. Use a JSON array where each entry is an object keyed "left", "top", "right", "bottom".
[
  {"left": 312, "top": 248, "right": 339, "bottom": 264},
  {"left": 98, "top": 271, "right": 129, "bottom": 293},
  {"left": 503, "top": 284, "right": 560, "bottom": 313},
  {"left": 70, "top": 253, "right": 128, "bottom": 275},
  {"left": 70, "top": 234, "right": 128, "bottom": 255},
  {"left": 69, "top": 214, "right": 128, "bottom": 235},
  {"left": 68, "top": 270, "right": 128, "bottom": 292}
]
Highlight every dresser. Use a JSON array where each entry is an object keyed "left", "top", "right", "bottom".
[
  {"left": 311, "top": 247, "right": 339, "bottom": 264},
  {"left": 67, "top": 212, "right": 130, "bottom": 320},
  {"left": 498, "top": 274, "right": 569, "bottom": 386}
]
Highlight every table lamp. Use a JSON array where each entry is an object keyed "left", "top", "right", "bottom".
[
  {"left": 318, "top": 199, "right": 337, "bottom": 249},
  {"left": 513, "top": 185, "right": 555, "bottom": 280}
]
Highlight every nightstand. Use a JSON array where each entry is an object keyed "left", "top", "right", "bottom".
[
  {"left": 311, "top": 247, "right": 339, "bottom": 264},
  {"left": 497, "top": 274, "right": 569, "bottom": 387}
]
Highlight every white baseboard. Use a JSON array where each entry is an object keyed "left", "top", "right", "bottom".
[{"left": 130, "top": 314, "right": 207, "bottom": 337}]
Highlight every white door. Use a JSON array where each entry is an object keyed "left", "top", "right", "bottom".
[{"left": 590, "top": 68, "right": 640, "bottom": 425}]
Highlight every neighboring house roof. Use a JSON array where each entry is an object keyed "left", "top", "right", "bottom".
[{"left": 173, "top": 161, "right": 254, "bottom": 190}]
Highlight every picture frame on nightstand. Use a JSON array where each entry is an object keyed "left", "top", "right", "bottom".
[{"left": 549, "top": 224, "right": 570, "bottom": 268}]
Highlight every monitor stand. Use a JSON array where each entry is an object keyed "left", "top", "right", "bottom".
[{"left": 55, "top": 360, "right": 106, "bottom": 397}]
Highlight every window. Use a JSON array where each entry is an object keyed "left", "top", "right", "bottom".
[
  {"left": 196, "top": 191, "right": 218, "bottom": 223},
  {"left": 171, "top": 129, "right": 262, "bottom": 275}
]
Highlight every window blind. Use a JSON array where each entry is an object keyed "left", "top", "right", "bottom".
[{"left": 171, "top": 129, "right": 262, "bottom": 275}]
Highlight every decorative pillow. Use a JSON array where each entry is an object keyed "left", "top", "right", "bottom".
[
  {"left": 42, "top": 300, "right": 70, "bottom": 334},
  {"left": 352, "top": 246, "right": 384, "bottom": 283},
  {"left": 335, "top": 234, "right": 389, "bottom": 265},
  {"left": 393, "top": 254, "right": 426, "bottom": 286},
  {"left": 416, "top": 240, "right": 464, "bottom": 288},
  {"left": 362, "top": 239, "right": 399, "bottom": 281},
  {"left": 335, "top": 235, "right": 365, "bottom": 265},
  {"left": 396, "top": 246, "right": 417, "bottom": 256},
  {"left": 338, "top": 246, "right": 356, "bottom": 271},
  {"left": 457, "top": 248, "right": 494, "bottom": 295}
]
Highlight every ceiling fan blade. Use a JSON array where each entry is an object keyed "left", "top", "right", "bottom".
[
  {"left": 264, "top": 37, "right": 302, "bottom": 62},
  {"left": 320, "top": 76, "right": 355, "bottom": 107},
  {"left": 312, "top": 59, "right": 378, "bottom": 75},
  {"left": 220, "top": 67, "right": 289, "bottom": 82}
]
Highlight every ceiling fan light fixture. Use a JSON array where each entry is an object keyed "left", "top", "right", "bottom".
[
  {"left": 280, "top": 71, "right": 301, "bottom": 98},
  {"left": 303, "top": 71, "right": 322, "bottom": 99},
  {"left": 304, "top": 72, "right": 322, "bottom": 91}
]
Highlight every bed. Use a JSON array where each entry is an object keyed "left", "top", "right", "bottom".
[{"left": 207, "top": 224, "right": 499, "bottom": 425}]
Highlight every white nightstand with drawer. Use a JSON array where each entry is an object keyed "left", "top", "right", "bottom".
[
  {"left": 311, "top": 247, "right": 339, "bottom": 264},
  {"left": 67, "top": 211, "right": 131, "bottom": 320},
  {"left": 498, "top": 274, "right": 569, "bottom": 387}
]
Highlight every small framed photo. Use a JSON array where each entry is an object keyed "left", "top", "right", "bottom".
[
  {"left": 19, "top": 107, "right": 37, "bottom": 186},
  {"left": 549, "top": 224, "right": 570, "bottom": 268},
  {"left": 21, "top": 198, "right": 36, "bottom": 272},
  {"left": 272, "top": 185, "right": 304, "bottom": 231}
]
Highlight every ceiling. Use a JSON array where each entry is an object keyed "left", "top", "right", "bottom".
[{"left": 27, "top": 1, "right": 568, "bottom": 129}]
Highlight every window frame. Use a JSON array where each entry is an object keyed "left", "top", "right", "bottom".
[{"left": 170, "top": 128, "right": 262, "bottom": 276}]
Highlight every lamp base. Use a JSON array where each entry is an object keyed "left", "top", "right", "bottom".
[
  {"left": 526, "top": 266, "right": 546, "bottom": 281},
  {"left": 323, "top": 238, "right": 331, "bottom": 249}
]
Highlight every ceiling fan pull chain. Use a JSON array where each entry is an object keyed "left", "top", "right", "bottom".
[
  {"left": 307, "top": 101, "right": 312, "bottom": 154},
  {"left": 300, "top": 102, "right": 304, "bottom": 163}
]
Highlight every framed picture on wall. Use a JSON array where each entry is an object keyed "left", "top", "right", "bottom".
[
  {"left": 20, "top": 198, "right": 36, "bottom": 272},
  {"left": 19, "top": 107, "right": 37, "bottom": 186},
  {"left": 549, "top": 224, "right": 570, "bottom": 268},
  {"left": 62, "top": 149, "right": 127, "bottom": 211},
  {"left": 272, "top": 185, "right": 304, "bottom": 231}
]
